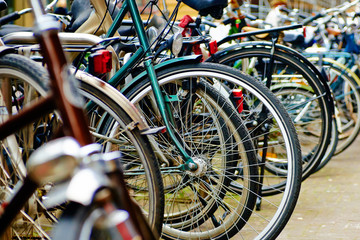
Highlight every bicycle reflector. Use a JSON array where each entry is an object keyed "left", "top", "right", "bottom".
[
  {"left": 231, "top": 89, "right": 243, "bottom": 113},
  {"left": 209, "top": 40, "right": 218, "bottom": 55},
  {"left": 88, "top": 50, "right": 112, "bottom": 74}
]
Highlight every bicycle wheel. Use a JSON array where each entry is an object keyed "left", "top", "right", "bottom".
[
  {"left": 310, "top": 60, "right": 360, "bottom": 155},
  {"left": 273, "top": 87, "right": 338, "bottom": 173},
  {"left": 209, "top": 46, "right": 333, "bottom": 180},
  {"left": 78, "top": 76, "right": 164, "bottom": 234},
  {"left": 0, "top": 54, "right": 163, "bottom": 237},
  {"left": 314, "top": 120, "right": 338, "bottom": 172},
  {"left": 0, "top": 54, "right": 57, "bottom": 239},
  {"left": 124, "top": 62, "right": 302, "bottom": 239}
]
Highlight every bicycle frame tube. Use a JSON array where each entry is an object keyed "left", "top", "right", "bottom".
[
  {"left": 87, "top": 0, "right": 195, "bottom": 166},
  {"left": 128, "top": 0, "right": 194, "bottom": 165}
]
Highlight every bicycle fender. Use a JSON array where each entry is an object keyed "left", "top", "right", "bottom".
[
  {"left": 121, "top": 55, "right": 202, "bottom": 96},
  {"left": 73, "top": 69, "right": 150, "bottom": 132},
  {"left": 0, "top": 46, "right": 15, "bottom": 57},
  {"left": 270, "top": 82, "right": 313, "bottom": 92},
  {"left": 207, "top": 41, "right": 335, "bottom": 115}
]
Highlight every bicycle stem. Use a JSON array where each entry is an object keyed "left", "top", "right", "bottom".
[{"left": 127, "top": 0, "right": 196, "bottom": 169}]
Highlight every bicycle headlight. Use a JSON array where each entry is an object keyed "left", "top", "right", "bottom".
[
  {"left": 27, "top": 137, "right": 81, "bottom": 185},
  {"left": 147, "top": 26, "right": 158, "bottom": 45},
  {"left": 171, "top": 32, "right": 183, "bottom": 57}
]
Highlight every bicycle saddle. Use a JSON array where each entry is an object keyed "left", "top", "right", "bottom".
[
  {"left": 180, "top": 0, "right": 228, "bottom": 19},
  {"left": 66, "top": 0, "right": 135, "bottom": 36},
  {"left": 66, "top": 0, "right": 93, "bottom": 32},
  {"left": 282, "top": 30, "right": 304, "bottom": 46}
]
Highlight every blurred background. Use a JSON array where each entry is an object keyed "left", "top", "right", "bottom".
[{"left": 0, "top": 0, "right": 347, "bottom": 27}]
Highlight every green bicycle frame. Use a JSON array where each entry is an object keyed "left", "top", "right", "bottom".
[{"left": 100, "top": 0, "right": 196, "bottom": 169}]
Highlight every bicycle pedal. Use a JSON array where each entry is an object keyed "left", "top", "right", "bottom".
[{"left": 141, "top": 126, "right": 166, "bottom": 135}]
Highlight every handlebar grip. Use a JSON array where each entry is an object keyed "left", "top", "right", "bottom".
[
  {"left": 302, "top": 12, "right": 323, "bottom": 25},
  {"left": 0, "top": 12, "right": 21, "bottom": 26},
  {"left": 0, "top": 0, "right": 7, "bottom": 11}
]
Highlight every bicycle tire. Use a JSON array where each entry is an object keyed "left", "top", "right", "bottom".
[
  {"left": 209, "top": 46, "right": 333, "bottom": 180},
  {"left": 123, "top": 62, "right": 302, "bottom": 239},
  {"left": 310, "top": 60, "right": 360, "bottom": 155},
  {"left": 0, "top": 53, "right": 56, "bottom": 239},
  {"left": 78, "top": 76, "right": 164, "bottom": 234},
  {"left": 126, "top": 76, "right": 258, "bottom": 239},
  {"left": 272, "top": 87, "right": 338, "bottom": 173},
  {"left": 0, "top": 53, "right": 163, "bottom": 237},
  {"left": 314, "top": 120, "right": 338, "bottom": 172}
]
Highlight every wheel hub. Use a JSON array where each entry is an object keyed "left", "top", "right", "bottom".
[{"left": 187, "top": 156, "right": 208, "bottom": 177}]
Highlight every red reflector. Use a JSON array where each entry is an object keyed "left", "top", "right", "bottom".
[
  {"left": 232, "top": 89, "right": 243, "bottom": 113},
  {"left": 89, "top": 50, "right": 112, "bottom": 74},
  {"left": 209, "top": 40, "right": 218, "bottom": 55},
  {"left": 303, "top": 26, "right": 306, "bottom": 38},
  {"left": 161, "top": 127, "right": 167, "bottom": 134}
]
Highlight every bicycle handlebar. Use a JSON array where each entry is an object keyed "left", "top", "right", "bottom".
[
  {"left": 244, "top": 13, "right": 257, "bottom": 21},
  {"left": 302, "top": 12, "right": 323, "bottom": 25},
  {"left": 0, "top": 8, "right": 32, "bottom": 26},
  {"left": 0, "top": 0, "right": 57, "bottom": 26},
  {"left": 44, "top": 0, "right": 58, "bottom": 12},
  {"left": 0, "top": 12, "right": 21, "bottom": 25},
  {"left": 302, "top": 0, "right": 359, "bottom": 25}
]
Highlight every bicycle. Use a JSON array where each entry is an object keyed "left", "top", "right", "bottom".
[
  {"left": 167, "top": 2, "right": 335, "bottom": 183},
  {"left": 0, "top": 0, "right": 162, "bottom": 238}
]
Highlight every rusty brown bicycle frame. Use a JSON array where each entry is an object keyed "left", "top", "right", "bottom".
[{"left": 0, "top": 0, "right": 156, "bottom": 238}]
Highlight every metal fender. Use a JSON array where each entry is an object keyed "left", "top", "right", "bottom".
[
  {"left": 270, "top": 82, "right": 313, "bottom": 92},
  {"left": 73, "top": 69, "right": 150, "bottom": 131},
  {"left": 121, "top": 55, "right": 202, "bottom": 96}
]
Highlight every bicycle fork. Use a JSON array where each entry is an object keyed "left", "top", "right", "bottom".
[
  {"left": 255, "top": 35, "right": 279, "bottom": 210},
  {"left": 127, "top": 0, "right": 197, "bottom": 170}
]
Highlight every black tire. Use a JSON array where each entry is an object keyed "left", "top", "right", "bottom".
[
  {"left": 124, "top": 62, "right": 302, "bottom": 239},
  {"left": 0, "top": 53, "right": 163, "bottom": 237},
  {"left": 314, "top": 120, "right": 338, "bottom": 172},
  {"left": 0, "top": 54, "right": 54, "bottom": 239},
  {"left": 78, "top": 78, "right": 164, "bottom": 234},
  {"left": 310, "top": 60, "right": 360, "bottom": 155},
  {"left": 209, "top": 46, "right": 333, "bottom": 181}
]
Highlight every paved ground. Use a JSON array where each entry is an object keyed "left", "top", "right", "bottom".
[{"left": 278, "top": 136, "right": 360, "bottom": 239}]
